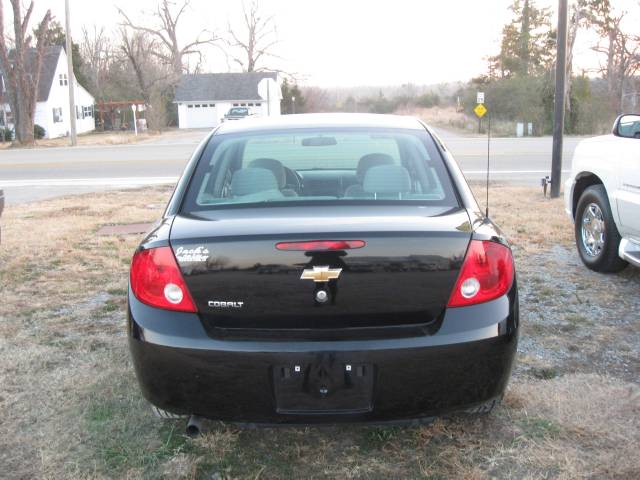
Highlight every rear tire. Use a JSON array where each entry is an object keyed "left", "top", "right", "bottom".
[
  {"left": 151, "top": 405, "right": 185, "bottom": 419},
  {"left": 465, "top": 397, "right": 500, "bottom": 415},
  {"left": 574, "top": 185, "right": 627, "bottom": 273}
]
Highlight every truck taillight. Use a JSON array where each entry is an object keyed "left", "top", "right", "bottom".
[
  {"left": 130, "top": 247, "right": 197, "bottom": 313},
  {"left": 447, "top": 240, "right": 514, "bottom": 308}
]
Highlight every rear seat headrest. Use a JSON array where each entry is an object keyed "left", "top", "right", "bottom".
[
  {"left": 356, "top": 153, "right": 395, "bottom": 182},
  {"left": 363, "top": 165, "right": 411, "bottom": 194},
  {"left": 230, "top": 168, "right": 279, "bottom": 196},
  {"left": 248, "top": 158, "right": 286, "bottom": 189}
]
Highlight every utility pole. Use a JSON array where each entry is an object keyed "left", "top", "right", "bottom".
[
  {"left": 550, "top": 0, "right": 568, "bottom": 198},
  {"left": 65, "top": 0, "right": 77, "bottom": 146}
]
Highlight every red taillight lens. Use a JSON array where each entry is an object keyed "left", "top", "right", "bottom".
[
  {"left": 275, "top": 240, "right": 366, "bottom": 251},
  {"left": 130, "top": 247, "right": 197, "bottom": 313},
  {"left": 447, "top": 240, "right": 514, "bottom": 308}
]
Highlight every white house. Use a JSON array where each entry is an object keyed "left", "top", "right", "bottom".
[
  {"left": 0, "top": 45, "right": 95, "bottom": 139},
  {"left": 174, "top": 72, "right": 282, "bottom": 129}
]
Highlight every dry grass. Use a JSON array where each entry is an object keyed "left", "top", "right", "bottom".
[
  {"left": 0, "top": 129, "right": 181, "bottom": 149},
  {"left": 395, "top": 106, "right": 479, "bottom": 135},
  {"left": 0, "top": 186, "right": 638, "bottom": 479},
  {"left": 471, "top": 183, "right": 574, "bottom": 252},
  {"left": 396, "top": 106, "right": 527, "bottom": 138}
]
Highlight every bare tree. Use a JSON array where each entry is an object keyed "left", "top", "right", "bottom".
[
  {"left": 118, "top": 0, "right": 217, "bottom": 77},
  {"left": 120, "top": 29, "right": 173, "bottom": 130},
  {"left": 302, "top": 87, "right": 331, "bottom": 113},
  {"left": 226, "top": 0, "right": 279, "bottom": 72},
  {"left": 0, "top": 1, "right": 52, "bottom": 144},
  {"left": 79, "top": 26, "right": 112, "bottom": 99},
  {"left": 582, "top": 0, "right": 640, "bottom": 112}
]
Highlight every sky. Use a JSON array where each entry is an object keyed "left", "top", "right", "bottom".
[{"left": 9, "top": 0, "right": 640, "bottom": 87}]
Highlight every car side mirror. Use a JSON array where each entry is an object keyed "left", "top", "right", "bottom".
[{"left": 613, "top": 113, "right": 640, "bottom": 139}]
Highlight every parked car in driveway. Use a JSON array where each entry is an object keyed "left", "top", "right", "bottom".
[
  {"left": 128, "top": 113, "right": 519, "bottom": 428},
  {"left": 222, "top": 107, "right": 252, "bottom": 122},
  {"left": 565, "top": 113, "right": 640, "bottom": 272}
]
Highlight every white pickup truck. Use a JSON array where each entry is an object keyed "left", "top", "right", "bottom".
[{"left": 565, "top": 114, "right": 640, "bottom": 272}]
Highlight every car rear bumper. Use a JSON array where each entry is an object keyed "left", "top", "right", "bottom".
[{"left": 128, "top": 286, "right": 519, "bottom": 424}]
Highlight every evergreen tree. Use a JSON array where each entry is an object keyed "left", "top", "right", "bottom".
[
  {"left": 281, "top": 79, "right": 306, "bottom": 114},
  {"left": 489, "top": 0, "right": 554, "bottom": 78}
]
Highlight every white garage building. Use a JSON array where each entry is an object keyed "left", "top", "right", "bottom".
[{"left": 174, "top": 72, "right": 282, "bottom": 129}]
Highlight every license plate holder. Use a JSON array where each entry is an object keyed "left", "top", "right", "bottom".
[{"left": 273, "top": 359, "right": 374, "bottom": 414}]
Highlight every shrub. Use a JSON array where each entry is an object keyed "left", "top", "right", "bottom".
[
  {"left": 34, "top": 124, "right": 46, "bottom": 140},
  {"left": 416, "top": 92, "right": 441, "bottom": 108},
  {"left": 0, "top": 127, "right": 13, "bottom": 142}
]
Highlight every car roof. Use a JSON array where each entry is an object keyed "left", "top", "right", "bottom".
[{"left": 214, "top": 113, "right": 426, "bottom": 135}]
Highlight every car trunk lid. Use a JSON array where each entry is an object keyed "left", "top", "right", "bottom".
[{"left": 170, "top": 205, "right": 471, "bottom": 335}]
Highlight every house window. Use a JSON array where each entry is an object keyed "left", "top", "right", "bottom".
[
  {"left": 233, "top": 103, "right": 239, "bottom": 107},
  {"left": 53, "top": 107, "right": 63, "bottom": 123},
  {"left": 240, "top": 103, "right": 246, "bottom": 106},
  {"left": 188, "top": 105, "right": 193, "bottom": 108},
  {"left": 59, "top": 74, "right": 68, "bottom": 86},
  {"left": 255, "top": 103, "right": 262, "bottom": 107},
  {"left": 83, "top": 106, "right": 93, "bottom": 118}
]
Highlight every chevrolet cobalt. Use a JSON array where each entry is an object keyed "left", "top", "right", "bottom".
[{"left": 128, "top": 114, "right": 519, "bottom": 425}]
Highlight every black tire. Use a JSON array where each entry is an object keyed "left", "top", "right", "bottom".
[
  {"left": 464, "top": 397, "right": 501, "bottom": 415},
  {"left": 574, "top": 184, "right": 627, "bottom": 273}
]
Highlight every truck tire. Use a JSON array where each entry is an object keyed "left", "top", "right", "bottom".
[{"left": 575, "top": 184, "right": 627, "bottom": 273}]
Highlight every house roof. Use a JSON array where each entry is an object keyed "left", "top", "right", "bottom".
[
  {"left": 1, "top": 45, "right": 63, "bottom": 102},
  {"left": 174, "top": 72, "right": 278, "bottom": 102},
  {"left": 37, "top": 46, "right": 63, "bottom": 102}
]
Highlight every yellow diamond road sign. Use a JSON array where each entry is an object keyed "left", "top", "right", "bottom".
[{"left": 474, "top": 103, "right": 487, "bottom": 118}]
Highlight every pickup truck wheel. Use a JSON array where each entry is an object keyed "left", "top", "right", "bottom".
[{"left": 575, "top": 185, "right": 627, "bottom": 273}]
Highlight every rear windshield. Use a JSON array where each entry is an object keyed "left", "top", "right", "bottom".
[{"left": 181, "top": 127, "right": 458, "bottom": 212}]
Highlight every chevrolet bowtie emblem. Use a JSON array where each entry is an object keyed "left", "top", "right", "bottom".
[{"left": 300, "top": 266, "right": 342, "bottom": 282}]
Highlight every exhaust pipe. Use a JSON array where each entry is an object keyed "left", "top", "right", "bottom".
[{"left": 186, "top": 415, "right": 204, "bottom": 437}]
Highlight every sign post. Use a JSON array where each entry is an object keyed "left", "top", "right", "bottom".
[
  {"left": 476, "top": 92, "right": 485, "bottom": 133},
  {"left": 131, "top": 105, "right": 138, "bottom": 136},
  {"left": 474, "top": 100, "right": 491, "bottom": 217},
  {"left": 258, "top": 78, "right": 273, "bottom": 116}
]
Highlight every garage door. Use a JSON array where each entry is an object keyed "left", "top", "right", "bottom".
[{"left": 186, "top": 104, "right": 218, "bottom": 128}]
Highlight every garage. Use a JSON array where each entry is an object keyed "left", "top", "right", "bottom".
[
  {"left": 184, "top": 103, "right": 218, "bottom": 129},
  {"left": 175, "top": 72, "right": 282, "bottom": 129}
]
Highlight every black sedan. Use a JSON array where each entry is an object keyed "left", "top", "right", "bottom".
[{"left": 128, "top": 113, "right": 518, "bottom": 428}]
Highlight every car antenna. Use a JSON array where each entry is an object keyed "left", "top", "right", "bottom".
[{"left": 485, "top": 112, "right": 491, "bottom": 218}]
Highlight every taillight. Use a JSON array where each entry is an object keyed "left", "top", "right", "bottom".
[
  {"left": 447, "top": 240, "right": 514, "bottom": 308},
  {"left": 276, "top": 240, "right": 366, "bottom": 251},
  {"left": 130, "top": 247, "right": 197, "bottom": 313}
]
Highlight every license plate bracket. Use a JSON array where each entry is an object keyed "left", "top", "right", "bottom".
[{"left": 273, "top": 358, "right": 374, "bottom": 414}]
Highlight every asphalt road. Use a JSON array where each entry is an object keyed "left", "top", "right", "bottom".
[{"left": 0, "top": 127, "right": 582, "bottom": 205}]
